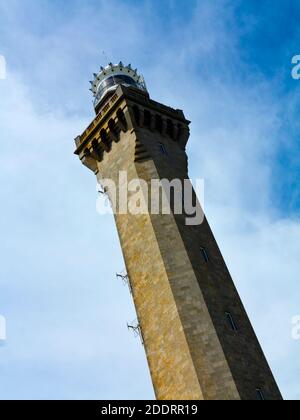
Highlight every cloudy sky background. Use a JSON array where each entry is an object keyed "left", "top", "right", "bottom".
[{"left": 0, "top": 0, "right": 300, "bottom": 399}]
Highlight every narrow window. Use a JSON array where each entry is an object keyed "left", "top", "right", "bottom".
[
  {"left": 166, "top": 119, "right": 174, "bottom": 138},
  {"left": 200, "top": 247, "right": 209, "bottom": 263},
  {"left": 133, "top": 105, "right": 140, "bottom": 126},
  {"left": 159, "top": 142, "right": 168, "bottom": 156},
  {"left": 226, "top": 312, "right": 238, "bottom": 332},
  {"left": 155, "top": 115, "right": 163, "bottom": 133},
  {"left": 144, "top": 110, "right": 152, "bottom": 128},
  {"left": 256, "top": 389, "right": 265, "bottom": 401}
]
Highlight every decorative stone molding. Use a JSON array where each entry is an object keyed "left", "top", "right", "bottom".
[{"left": 75, "top": 85, "right": 191, "bottom": 171}]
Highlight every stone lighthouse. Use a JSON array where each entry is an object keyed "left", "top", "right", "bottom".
[{"left": 74, "top": 62, "right": 282, "bottom": 401}]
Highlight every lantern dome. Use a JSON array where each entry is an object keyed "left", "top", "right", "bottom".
[{"left": 90, "top": 62, "right": 147, "bottom": 109}]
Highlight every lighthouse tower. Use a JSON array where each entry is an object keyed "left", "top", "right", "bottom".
[{"left": 74, "top": 63, "right": 282, "bottom": 401}]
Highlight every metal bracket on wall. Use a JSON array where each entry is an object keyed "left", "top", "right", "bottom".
[
  {"left": 127, "top": 320, "right": 144, "bottom": 346},
  {"left": 116, "top": 271, "right": 133, "bottom": 294},
  {"left": 97, "top": 186, "right": 112, "bottom": 209}
]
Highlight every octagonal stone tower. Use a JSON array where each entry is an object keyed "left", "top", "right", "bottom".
[{"left": 74, "top": 63, "right": 282, "bottom": 401}]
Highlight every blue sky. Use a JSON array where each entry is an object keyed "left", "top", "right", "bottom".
[{"left": 0, "top": 0, "right": 300, "bottom": 400}]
